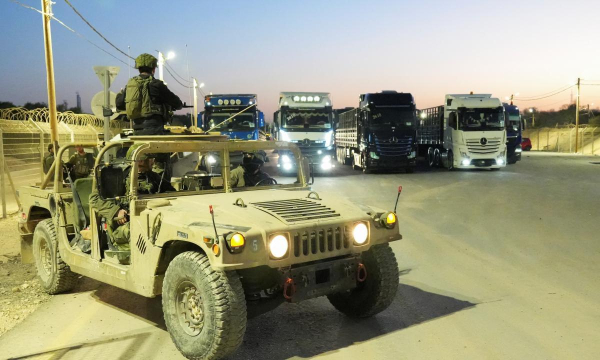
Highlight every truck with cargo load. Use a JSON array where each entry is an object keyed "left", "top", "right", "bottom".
[
  {"left": 418, "top": 94, "right": 507, "bottom": 170},
  {"left": 17, "top": 135, "right": 402, "bottom": 360},
  {"left": 273, "top": 92, "right": 335, "bottom": 172},
  {"left": 335, "top": 91, "right": 418, "bottom": 173}
]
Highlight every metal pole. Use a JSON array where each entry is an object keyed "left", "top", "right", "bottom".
[
  {"left": 128, "top": 45, "right": 131, "bottom": 78},
  {"left": 157, "top": 51, "right": 164, "bottom": 81},
  {"left": 103, "top": 69, "right": 111, "bottom": 161},
  {"left": 192, "top": 78, "right": 198, "bottom": 128},
  {"left": 0, "top": 131, "right": 5, "bottom": 218},
  {"left": 575, "top": 77, "right": 581, "bottom": 153},
  {"left": 41, "top": 0, "right": 59, "bottom": 153}
]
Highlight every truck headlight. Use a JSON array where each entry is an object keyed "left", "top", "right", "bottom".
[
  {"left": 282, "top": 155, "right": 291, "bottom": 163},
  {"left": 461, "top": 159, "right": 471, "bottom": 166},
  {"left": 515, "top": 145, "right": 522, "bottom": 153},
  {"left": 496, "top": 158, "right": 505, "bottom": 165},
  {"left": 408, "top": 151, "right": 416, "bottom": 159},
  {"left": 460, "top": 151, "right": 469, "bottom": 159},
  {"left": 369, "top": 151, "right": 379, "bottom": 159},
  {"left": 207, "top": 155, "right": 217, "bottom": 164},
  {"left": 269, "top": 235, "right": 289, "bottom": 259},
  {"left": 352, "top": 222, "right": 368, "bottom": 245}
]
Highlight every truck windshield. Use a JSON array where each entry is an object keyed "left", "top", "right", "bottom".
[
  {"left": 458, "top": 108, "right": 505, "bottom": 131},
  {"left": 369, "top": 108, "right": 415, "bottom": 128},
  {"left": 507, "top": 115, "right": 521, "bottom": 132},
  {"left": 282, "top": 109, "right": 332, "bottom": 129},
  {"left": 208, "top": 113, "right": 256, "bottom": 131}
]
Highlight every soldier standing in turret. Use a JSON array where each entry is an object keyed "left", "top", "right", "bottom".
[{"left": 116, "top": 53, "right": 183, "bottom": 135}]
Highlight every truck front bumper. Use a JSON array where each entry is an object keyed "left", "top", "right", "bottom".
[
  {"left": 456, "top": 158, "right": 506, "bottom": 169},
  {"left": 368, "top": 155, "right": 416, "bottom": 170}
]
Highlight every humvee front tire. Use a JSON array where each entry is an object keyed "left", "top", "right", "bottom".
[
  {"left": 162, "top": 251, "right": 247, "bottom": 360},
  {"left": 328, "top": 244, "right": 399, "bottom": 318},
  {"left": 33, "top": 219, "right": 78, "bottom": 294}
]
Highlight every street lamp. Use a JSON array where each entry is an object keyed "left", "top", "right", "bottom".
[
  {"left": 529, "top": 108, "right": 535, "bottom": 127},
  {"left": 157, "top": 51, "right": 176, "bottom": 82}
]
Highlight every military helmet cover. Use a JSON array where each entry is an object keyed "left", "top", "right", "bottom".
[{"left": 135, "top": 53, "right": 158, "bottom": 69}]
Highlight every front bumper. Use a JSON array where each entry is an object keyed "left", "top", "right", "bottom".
[
  {"left": 278, "top": 148, "right": 335, "bottom": 172},
  {"left": 367, "top": 155, "right": 416, "bottom": 170},
  {"left": 281, "top": 256, "right": 360, "bottom": 302},
  {"left": 456, "top": 158, "right": 505, "bottom": 169}
]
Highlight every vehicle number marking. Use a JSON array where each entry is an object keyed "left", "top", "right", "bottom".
[{"left": 252, "top": 239, "right": 259, "bottom": 252}]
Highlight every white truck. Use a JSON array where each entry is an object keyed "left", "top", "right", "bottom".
[
  {"left": 418, "top": 94, "right": 507, "bottom": 170},
  {"left": 273, "top": 92, "right": 335, "bottom": 172}
]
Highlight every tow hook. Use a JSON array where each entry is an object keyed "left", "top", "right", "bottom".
[
  {"left": 283, "top": 277, "right": 296, "bottom": 301},
  {"left": 357, "top": 263, "right": 367, "bottom": 282}
]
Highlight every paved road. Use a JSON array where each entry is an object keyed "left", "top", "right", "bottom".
[{"left": 1, "top": 153, "right": 599, "bottom": 360}]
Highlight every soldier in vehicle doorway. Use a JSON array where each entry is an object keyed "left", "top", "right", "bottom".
[
  {"left": 230, "top": 153, "right": 272, "bottom": 187},
  {"left": 89, "top": 145, "right": 175, "bottom": 251},
  {"left": 116, "top": 53, "right": 183, "bottom": 136},
  {"left": 43, "top": 143, "right": 57, "bottom": 174}
]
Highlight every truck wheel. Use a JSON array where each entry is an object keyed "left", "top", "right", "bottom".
[
  {"left": 162, "top": 251, "right": 247, "bottom": 360},
  {"left": 33, "top": 219, "right": 78, "bottom": 294},
  {"left": 362, "top": 154, "right": 371, "bottom": 174},
  {"left": 447, "top": 151, "right": 454, "bottom": 171},
  {"left": 328, "top": 244, "right": 399, "bottom": 318},
  {"left": 433, "top": 148, "right": 441, "bottom": 167},
  {"left": 427, "top": 147, "right": 435, "bottom": 167}
]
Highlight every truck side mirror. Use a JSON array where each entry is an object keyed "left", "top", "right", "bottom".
[
  {"left": 258, "top": 112, "right": 265, "bottom": 128},
  {"left": 449, "top": 112, "right": 457, "bottom": 129}
]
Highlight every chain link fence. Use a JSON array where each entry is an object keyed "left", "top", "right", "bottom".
[
  {"left": 0, "top": 108, "right": 124, "bottom": 218},
  {"left": 523, "top": 126, "right": 600, "bottom": 155}
]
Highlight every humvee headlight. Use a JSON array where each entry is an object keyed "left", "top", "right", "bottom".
[
  {"left": 352, "top": 223, "right": 368, "bottom": 245},
  {"left": 381, "top": 212, "right": 396, "bottom": 229},
  {"left": 225, "top": 233, "right": 245, "bottom": 253},
  {"left": 230, "top": 233, "right": 245, "bottom": 247},
  {"left": 269, "top": 235, "right": 289, "bottom": 259}
]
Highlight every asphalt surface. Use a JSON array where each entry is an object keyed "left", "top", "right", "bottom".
[{"left": 1, "top": 152, "right": 599, "bottom": 360}]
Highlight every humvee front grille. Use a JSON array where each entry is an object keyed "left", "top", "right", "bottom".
[
  {"left": 251, "top": 199, "right": 340, "bottom": 223},
  {"left": 292, "top": 226, "right": 350, "bottom": 257}
]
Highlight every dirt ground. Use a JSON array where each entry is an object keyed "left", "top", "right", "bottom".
[{"left": 0, "top": 215, "right": 51, "bottom": 336}]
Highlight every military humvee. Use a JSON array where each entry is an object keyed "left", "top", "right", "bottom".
[{"left": 18, "top": 135, "right": 401, "bottom": 360}]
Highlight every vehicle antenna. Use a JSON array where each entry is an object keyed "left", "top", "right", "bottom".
[
  {"left": 393, "top": 186, "right": 402, "bottom": 213},
  {"left": 209, "top": 205, "right": 219, "bottom": 242}
]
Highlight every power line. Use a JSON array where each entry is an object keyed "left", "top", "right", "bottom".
[
  {"left": 514, "top": 84, "right": 574, "bottom": 100},
  {"left": 9, "top": 0, "right": 130, "bottom": 67},
  {"left": 63, "top": 0, "right": 134, "bottom": 60},
  {"left": 163, "top": 66, "right": 192, "bottom": 89},
  {"left": 514, "top": 85, "right": 574, "bottom": 101},
  {"left": 164, "top": 60, "right": 192, "bottom": 83}
]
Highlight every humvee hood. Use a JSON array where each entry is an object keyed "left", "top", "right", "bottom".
[{"left": 156, "top": 189, "right": 369, "bottom": 232}]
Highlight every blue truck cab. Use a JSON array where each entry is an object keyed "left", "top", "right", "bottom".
[
  {"left": 201, "top": 94, "right": 264, "bottom": 140},
  {"left": 503, "top": 103, "right": 522, "bottom": 164}
]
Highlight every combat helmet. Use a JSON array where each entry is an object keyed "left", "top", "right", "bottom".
[
  {"left": 135, "top": 53, "right": 158, "bottom": 69},
  {"left": 126, "top": 144, "right": 150, "bottom": 160}
]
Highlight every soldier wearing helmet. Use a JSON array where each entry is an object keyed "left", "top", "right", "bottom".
[
  {"left": 116, "top": 53, "right": 183, "bottom": 135},
  {"left": 89, "top": 144, "right": 175, "bottom": 252}
]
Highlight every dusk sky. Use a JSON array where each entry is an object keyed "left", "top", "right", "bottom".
[{"left": 2, "top": 0, "right": 600, "bottom": 119}]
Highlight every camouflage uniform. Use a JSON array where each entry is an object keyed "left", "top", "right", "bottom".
[
  {"left": 115, "top": 53, "right": 183, "bottom": 135},
  {"left": 89, "top": 149, "right": 174, "bottom": 251},
  {"left": 43, "top": 153, "right": 54, "bottom": 174},
  {"left": 67, "top": 152, "right": 95, "bottom": 180}
]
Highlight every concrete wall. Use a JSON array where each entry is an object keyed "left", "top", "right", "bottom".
[{"left": 523, "top": 127, "right": 600, "bottom": 155}]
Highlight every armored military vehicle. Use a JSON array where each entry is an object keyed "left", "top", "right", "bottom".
[{"left": 18, "top": 135, "right": 401, "bottom": 360}]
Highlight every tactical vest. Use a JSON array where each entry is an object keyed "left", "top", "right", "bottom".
[{"left": 125, "top": 76, "right": 166, "bottom": 120}]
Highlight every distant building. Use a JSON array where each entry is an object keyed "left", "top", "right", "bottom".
[{"left": 76, "top": 92, "right": 81, "bottom": 109}]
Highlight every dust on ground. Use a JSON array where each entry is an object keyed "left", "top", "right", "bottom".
[{"left": 0, "top": 215, "right": 51, "bottom": 336}]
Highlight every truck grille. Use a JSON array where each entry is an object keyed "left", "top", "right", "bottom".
[
  {"left": 251, "top": 199, "right": 341, "bottom": 223},
  {"left": 466, "top": 138, "right": 502, "bottom": 154},
  {"left": 292, "top": 226, "right": 350, "bottom": 257},
  {"left": 374, "top": 135, "right": 412, "bottom": 156}
]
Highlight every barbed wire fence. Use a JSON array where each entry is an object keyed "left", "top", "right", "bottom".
[{"left": 0, "top": 107, "right": 125, "bottom": 218}]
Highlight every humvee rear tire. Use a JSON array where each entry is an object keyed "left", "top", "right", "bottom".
[
  {"left": 162, "top": 251, "right": 247, "bottom": 360},
  {"left": 328, "top": 244, "right": 399, "bottom": 318},
  {"left": 33, "top": 219, "right": 78, "bottom": 294}
]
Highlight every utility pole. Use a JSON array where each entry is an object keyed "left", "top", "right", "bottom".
[
  {"left": 575, "top": 77, "right": 581, "bottom": 153},
  {"left": 192, "top": 78, "right": 198, "bottom": 128},
  {"left": 40, "top": 0, "right": 59, "bottom": 152}
]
